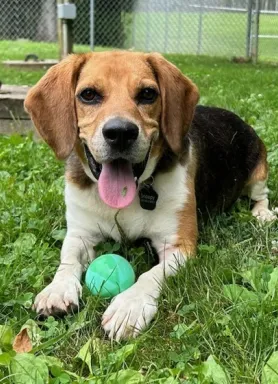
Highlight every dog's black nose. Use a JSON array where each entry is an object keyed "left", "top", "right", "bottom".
[{"left": 102, "top": 118, "right": 139, "bottom": 151}]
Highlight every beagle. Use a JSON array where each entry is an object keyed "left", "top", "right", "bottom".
[{"left": 24, "top": 52, "right": 276, "bottom": 341}]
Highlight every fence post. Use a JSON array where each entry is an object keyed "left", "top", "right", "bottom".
[
  {"left": 163, "top": 0, "right": 169, "bottom": 53},
  {"left": 145, "top": 1, "right": 151, "bottom": 52},
  {"left": 64, "top": 0, "right": 74, "bottom": 56},
  {"left": 246, "top": 0, "right": 252, "bottom": 59},
  {"left": 57, "top": 0, "right": 63, "bottom": 60},
  {"left": 131, "top": 8, "right": 136, "bottom": 49},
  {"left": 197, "top": 0, "right": 204, "bottom": 55},
  {"left": 57, "top": 0, "right": 76, "bottom": 58},
  {"left": 251, "top": 0, "right": 260, "bottom": 64},
  {"left": 90, "top": 0, "right": 94, "bottom": 51}
]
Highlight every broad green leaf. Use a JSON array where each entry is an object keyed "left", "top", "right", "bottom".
[
  {"left": 4, "top": 292, "right": 34, "bottom": 308},
  {"left": 198, "top": 244, "right": 216, "bottom": 254},
  {"left": 57, "top": 372, "right": 72, "bottom": 383},
  {"left": 50, "top": 365, "right": 63, "bottom": 378},
  {"left": 169, "top": 346, "right": 200, "bottom": 363},
  {"left": 108, "top": 344, "right": 136, "bottom": 368},
  {"left": 0, "top": 352, "right": 11, "bottom": 366},
  {"left": 223, "top": 284, "right": 259, "bottom": 307},
  {"left": 10, "top": 353, "right": 49, "bottom": 384},
  {"left": 177, "top": 303, "right": 196, "bottom": 317},
  {"left": 241, "top": 264, "right": 273, "bottom": 292},
  {"left": 13, "top": 233, "right": 37, "bottom": 252},
  {"left": 75, "top": 339, "right": 92, "bottom": 374},
  {"left": 106, "top": 369, "right": 143, "bottom": 383},
  {"left": 171, "top": 321, "right": 197, "bottom": 339},
  {"left": 262, "top": 351, "right": 278, "bottom": 383},
  {"left": 201, "top": 355, "right": 230, "bottom": 384},
  {"left": 267, "top": 268, "right": 278, "bottom": 299},
  {"left": 172, "top": 324, "right": 189, "bottom": 339},
  {"left": 112, "top": 243, "right": 121, "bottom": 252},
  {"left": 40, "top": 355, "right": 63, "bottom": 369},
  {"left": 0, "top": 325, "right": 13, "bottom": 350},
  {"left": 51, "top": 229, "right": 67, "bottom": 242}
]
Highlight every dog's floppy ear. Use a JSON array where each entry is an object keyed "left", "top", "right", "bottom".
[
  {"left": 146, "top": 53, "right": 199, "bottom": 155},
  {"left": 24, "top": 54, "right": 87, "bottom": 159}
]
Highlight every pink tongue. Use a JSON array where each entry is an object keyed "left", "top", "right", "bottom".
[{"left": 98, "top": 160, "right": 136, "bottom": 209}]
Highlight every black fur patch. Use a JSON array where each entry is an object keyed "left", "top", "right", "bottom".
[{"left": 189, "top": 106, "right": 262, "bottom": 213}]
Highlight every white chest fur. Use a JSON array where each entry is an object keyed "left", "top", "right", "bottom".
[{"left": 65, "top": 163, "right": 188, "bottom": 247}]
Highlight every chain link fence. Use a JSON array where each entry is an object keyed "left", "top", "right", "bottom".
[
  {"left": 0, "top": 0, "right": 57, "bottom": 43},
  {"left": 0, "top": 0, "right": 277, "bottom": 61},
  {"left": 259, "top": 9, "right": 278, "bottom": 60}
]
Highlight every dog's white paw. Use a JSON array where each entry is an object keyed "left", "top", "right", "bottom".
[
  {"left": 101, "top": 283, "right": 158, "bottom": 341},
  {"left": 252, "top": 206, "right": 277, "bottom": 223},
  {"left": 34, "top": 279, "right": 82, "bottom": 316}
]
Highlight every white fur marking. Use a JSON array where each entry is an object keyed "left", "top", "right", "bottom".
[
  {"left": 249, "top": 180, "right": 277, "bottom": 222},
  {"left": 34, "top": 155, "right": 190, "bottom": 336},
  {"left": 102, "top": 251, "right": 186, "bottom": 341}
]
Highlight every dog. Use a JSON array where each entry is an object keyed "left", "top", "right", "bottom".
[{"left": 24, "top": 51, "right": 276, "bottom": 341}]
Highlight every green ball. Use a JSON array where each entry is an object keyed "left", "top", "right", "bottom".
[{"left": 85, "top": 254, "right": 135, "bottom": 298}]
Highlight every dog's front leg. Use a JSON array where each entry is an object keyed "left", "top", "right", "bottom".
[
  {"left": 101, "top": 241, "right": 195, "bottom": 341},
  {"left": 34, "top": 230, "right": 95, "bottom": 317},
  {"left": 102, "top": 188, "right": 197, "bottom": 341}
]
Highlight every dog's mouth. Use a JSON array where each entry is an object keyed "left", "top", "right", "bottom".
[{"left": 84, "top": 145, "right": 151, "bottom": 209}]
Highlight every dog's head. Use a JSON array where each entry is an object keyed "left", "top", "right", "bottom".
[{"left": 25, "top": 52, "right": 199, "bottom": 208}]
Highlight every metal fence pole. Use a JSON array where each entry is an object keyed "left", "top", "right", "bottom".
[
  {"left": 197, "top": 0, "right": 204, "bottom": 55},
  {"left": 177, "top": 11, "right": 182, "bottom": 54},
  {"left": 90, "top": 0, "right": 94, "bottom": 51},
  {"left": 246, "top": 0, "right": 252, "bottom": 59},
  {"left": 163, "top": 0, "right": 169, "bottom": 53},
  {"left": 251, "top": 0, "right": 260, "bottom": 63},
  {"left": 145, "top": 2, "right": 151, "bottom": 51},
  {"left": 58, "top": 0, "right": 75, "bottom": 57},
  {"left": 2, "top": 0, "right": 278, "bottom": 62},
  {"left": 131, "top": 9, "right": 136, "bottom": 49},
  {"left": 57, "top": 0, "right": 63, "bottom": 60}
]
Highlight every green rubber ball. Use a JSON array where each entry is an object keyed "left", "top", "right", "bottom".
[{"left": 85, "top": 254, "right": 135, "bottom": 298}]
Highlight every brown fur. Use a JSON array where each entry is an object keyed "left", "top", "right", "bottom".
[
  {"left": 175, "top": 149, "right": 198, "bottom": 257},
  {"left": 246, "top": 141, "right": 268, "bottom": 185},
  {"left": 24, "top": 54, "right": 88, "bottom": 159},
  {"left": 24, "top": 51, "right": 199, "bottom": 168},
  {"left": 24, "top": 51, "right": 268, "bottom": 261},
  {"left": 65, "top": 142, "right": 92, "bottom": 188},
  {"left": 146, "top": 53, "right": 199, "bottom": 156}
]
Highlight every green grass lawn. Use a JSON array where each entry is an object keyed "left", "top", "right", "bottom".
[
  {"left": 0, "top": 40, "right": 92, "bottom": 86},
  {"left": 1, "top": 49, "right": 278, "bottom": 383}
]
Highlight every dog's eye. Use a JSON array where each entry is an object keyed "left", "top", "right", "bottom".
[
  {"left": 137, "top": 88, "right": 158, "bottom": 105},
  {"left": 79, "top": 88, "right": 102, "bottom": 104}
]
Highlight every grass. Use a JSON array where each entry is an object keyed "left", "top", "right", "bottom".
[
  {"left": 1, "top": 49, "right": 278, "bottom": 383},
  {"left": 0, "top": 40, "right": 90, "bottom": 86}
]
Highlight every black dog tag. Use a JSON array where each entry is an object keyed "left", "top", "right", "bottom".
[{"left": 139, "top": 184, "right": 158, "bottom": 211}]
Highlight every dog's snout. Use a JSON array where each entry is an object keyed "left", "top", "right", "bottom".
[{"left": 102, "top": 118, "right": 139, "bottom": 151}]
